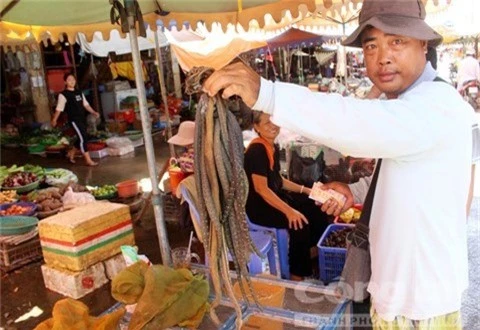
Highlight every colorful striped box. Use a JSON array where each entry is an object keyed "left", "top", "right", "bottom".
[{"left": 38, "top": 202, "right": 135, "bottom": 271}]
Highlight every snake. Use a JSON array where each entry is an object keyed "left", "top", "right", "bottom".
[{"left": 186, "top": 67, "right": 262, "bottom": 329}]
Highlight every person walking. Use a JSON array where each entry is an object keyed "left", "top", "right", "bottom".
[
  {"left": 457, "top": 48, "right": 480, "bottom": 92},
  {"left": 51, "top": 73, "right": 100, "bottom": 166}
]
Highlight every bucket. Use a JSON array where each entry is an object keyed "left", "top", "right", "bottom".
[
  {"left": 116, "top": 179, "right": 139, "bottom": 198},
  {"left": 168, "top": 169, "right": 186, "bottom": 194},
  {"left": 233, "top": 278, "right": 285, "bottom": 330}
]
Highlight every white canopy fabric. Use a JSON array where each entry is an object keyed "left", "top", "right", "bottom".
[
  {"left": 77, "top": 28, "right": 168, "bottom": 57},
  {"left": 170, "top": 36, "right": 267, "bottom": 71},
  {"left": 427, "top": 0, "right": 480, "bottom": 42},
  {"left": 76, "top": 27, "right": 204, "bottom": 57}
]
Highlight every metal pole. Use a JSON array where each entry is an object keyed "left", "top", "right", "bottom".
[
  {"left": 153, "top": 30, "right": 175, "bottom": 158},
  {"left": 125, "top": 3, "right": 171, "bottom": 266},
  {"left": 342, "top": 22, "right": 348, "bottom": 83}
]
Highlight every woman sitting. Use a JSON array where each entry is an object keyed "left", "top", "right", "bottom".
[{"left": 244, "top": 111, "right": 329, "bottom": 281}]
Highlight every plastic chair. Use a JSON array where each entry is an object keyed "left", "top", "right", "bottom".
[
  {"left": 179, "top": 185, "right": 278, "bottom": 277},
  {"left": 247, "top": 217, "right": 290, "bottom": 279}
]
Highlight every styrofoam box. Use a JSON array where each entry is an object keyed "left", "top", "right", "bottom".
[
  {"left": 90, "top": 148, "right": 109, "bottom": 159},
  {"left": 41, "top": 262, "right": 108, "bottom": 299},
  {"left": 107, "top": 145, "right": 134, "bottom": 156},
  {"left": 103, "top": 253, "right": 127, "bottom": 280}
]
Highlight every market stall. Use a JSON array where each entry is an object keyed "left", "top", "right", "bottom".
[{"left": 0, "top": 0, "right": 459, "bottom": 329}]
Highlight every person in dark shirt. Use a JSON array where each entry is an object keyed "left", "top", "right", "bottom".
[
  {"left": 244, "top": 111, "right": 329, "bottom": 281},
  {"left": 51, "top": 73, "right": 100, "bottom": 166}
]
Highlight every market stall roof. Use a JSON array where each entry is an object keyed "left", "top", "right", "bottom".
[
  {"left": 426, "top": 0, "right": 480, "bottom": 43},
  {"left": 0, "top": 0, "right": 315, "bottom": 43},
  {"left": 0, "top": 0, "right": 453, "bottom": 45},
  {"left": 266, "top": 27, "right": 328, "bottom": 48}
]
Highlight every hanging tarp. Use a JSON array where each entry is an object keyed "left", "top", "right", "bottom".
[
  {"left": 170, "top": 37, "right": 267, "bottom": 71},
  {"left": 77, "top": 27, "right": 204, "bottom": 57},
  {"left": 314, "top": 50, "right": 336, "bottom": 65},
  {"left": 77, "top": 28, "right": 167, "bottom": 57}
]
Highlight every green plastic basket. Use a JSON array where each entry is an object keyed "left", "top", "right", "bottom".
[
  {"left": 0, "top": 216, "right": 38, "bottom": 235},
  {"left": 2, "top": 180, "right": 40, "bottom": 194}
]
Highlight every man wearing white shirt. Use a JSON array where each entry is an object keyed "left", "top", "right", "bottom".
[
  {"left": 457, "top": 49, "right": 480, "bottom": 92},
  {"left": 204, "top": 0, "right": 474, "bottom": 328}
]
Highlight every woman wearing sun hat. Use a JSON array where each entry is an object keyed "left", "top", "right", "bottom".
[{"left": 168, "top": 121, "right": 195, "bottom": 174}]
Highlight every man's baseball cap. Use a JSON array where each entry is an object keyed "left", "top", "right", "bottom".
[{"left": 342, "top": 0, "right": 443, "bottom": 48}]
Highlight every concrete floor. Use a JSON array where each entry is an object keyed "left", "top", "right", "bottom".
[{"left": 0, "top": 134, "right": 479, "bottom": 329}]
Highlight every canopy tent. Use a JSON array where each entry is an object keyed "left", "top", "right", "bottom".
[
  {"left": 233, "top": 0, "right": 454, "bottom": 38},
  {"left": 0, "top": 0, "right": 454, "bottom": 46},
  {"left": 264, "top": 27, "right": 334, "bottom": 81},
  {"left": 0, "top": 0, "right": 317, "bottom": 43},
  {"left": 426, "top": 0, "right": 480, "bottom": 44},
  {"left": 266, "top": 27, "right": 327, "bottom": 48}
]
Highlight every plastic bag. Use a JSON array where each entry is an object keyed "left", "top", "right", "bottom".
[
  {"left": 105, "top": 137, "right": 132, "bottom": 149},
  {"left": 289, "top": 148, "right": 325, "bottom": 187},
  {"left": 45, "top": 169, "right": 78, "bottom": 187},
  {"left": 61, "top": 187, "right": 95, "bottom": 208}
]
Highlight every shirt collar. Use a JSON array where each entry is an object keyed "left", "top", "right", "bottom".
[{"left": 402, "top": 62, "right": 436, "bottom": 95}]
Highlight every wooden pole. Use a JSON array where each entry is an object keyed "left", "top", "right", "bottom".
[{"left": 69, "top": 43, "right": 77, "bottom": 78}]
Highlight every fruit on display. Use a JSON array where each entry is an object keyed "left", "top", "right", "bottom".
[
  {"left": 35, "top": 191, "right": 63, "bottom": 212},
  {"left": 1, "top": 172, "right": 38, "bottom": 188},
  {"left": 0, "top": 190, "right": 18, "bottom": 203},
  {"left": 322, "top": 227, "right": 354, "bottom": 248},
  {"left": 90, "top": 185, "right": 117, "bottom": 198},
  {"left": 338, "top": 205, "right": 362, "bottom": 223},
  {"left": 0, "top": 204, "right": 33, "bottom": 216}
]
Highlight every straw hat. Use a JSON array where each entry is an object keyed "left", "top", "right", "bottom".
[
  {"left": 342, "top": 0, "right": 443, "bottom": 48},
  {"left": 168, "top": 121, "right": 195, "bottom": 146}
]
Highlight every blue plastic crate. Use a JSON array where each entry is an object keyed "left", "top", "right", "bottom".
[{"left": 317, "top": 224, "right": 354, "bottom": 284}]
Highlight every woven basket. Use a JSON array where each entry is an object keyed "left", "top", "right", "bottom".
[{"left": 0, "top": 236, "right": 43, "bottom": 273}]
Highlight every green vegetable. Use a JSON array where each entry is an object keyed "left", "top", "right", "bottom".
[
  {"left": 24, "top": 164, "right": 45, "bottom": 178},
  {"left": 91, "top": 184, "right": 117, "bottom": 197},
  {"left": 0, "top": 165, "right": 24, "bottom": 184}
]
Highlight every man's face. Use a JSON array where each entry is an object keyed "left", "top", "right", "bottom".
[{"left": 361, "top": 27, "right": 427, "bottom": 99}]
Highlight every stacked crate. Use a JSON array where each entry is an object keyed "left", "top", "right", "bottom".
[{"left": 38, "top": 202, "right": 134, "bottom": 298}]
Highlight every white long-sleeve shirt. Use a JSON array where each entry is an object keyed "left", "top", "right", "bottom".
[
  {"left": 253, "top": 65, "right": 473, "bottom": 321},
  {"left": 457, "top": 56, "right": 480, "bottom": 91}
]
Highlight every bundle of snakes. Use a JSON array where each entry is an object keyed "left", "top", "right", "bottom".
[{"left": 186, "top": 67, "right": 262, "bottom": 329}]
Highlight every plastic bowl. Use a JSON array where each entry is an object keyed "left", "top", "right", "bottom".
[
  {"left": 2, "top": 180, "right": 40, "bottom": 194},
  {"left": 0, "top": 202, "right": 37, "bottom": 216},
  {"left": 0, "top": 216, "right": 38, "bottom": 235},
  {"left": 116, "top": 180, "right": 139, "bottom": 198}
]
